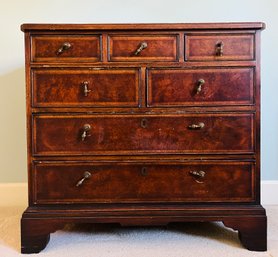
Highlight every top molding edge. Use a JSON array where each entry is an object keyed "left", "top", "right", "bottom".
[{"left": 21, "top": 22, "right": 266, "bottom": 32}]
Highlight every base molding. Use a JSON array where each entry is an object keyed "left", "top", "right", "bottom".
[{"left": 21, "top": 205, "right": 267, "bottom": 253}]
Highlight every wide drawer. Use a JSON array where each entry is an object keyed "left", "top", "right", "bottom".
[
  {"left": 33, "top": 161, "right": 255, "bottom": 204},
  {"left": 33, "top": 113, "right": 254, "bottom": 155},
  {"left": 185, "top": 34, "right": 254, "bottom": 61},
  {"left": 31, "top": 35, "right": 101, "bottom": 62},
  {"left": 108, "top": 34, "right": 178, "bottom": 62},
  {"left": 147, "top": 67, "right": 254, "bottom": 107},
  {"left": 32, "top": 68, "right": 140, "bottom": 107}
]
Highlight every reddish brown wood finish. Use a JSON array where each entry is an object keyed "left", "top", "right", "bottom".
[
  {"left": 21, "top": 22, "right": 265, "bottom": 31},
  {"left": 108, "top": 35, "right": 178, "bottom": 62},
  {"left": 21, "top": 206, "right": 267, "bottom": 252},
  {"left": 185, "top": 34, "right": 255, "bottom": 61},
  {"left": 21, "top": 23, "right": 266, "bottom": 253},
  {"left": 21, "top": 218, "right": 64, "bottom": 253},
  {"left": 31, "top": 35, "right": 101, "bottom": 62},
  {"left": 223, "top": 216, "right": 267, "bottom": 251},
  {"left": 33, "top": 113, "right": 254, "bottom": 155},
  {"left": 33, "top": 161, "right": 254, "bottom": 204},
  {"left": 147, "top": 67, "right": 254, "bottom": 106},
  {"left": 32, "top": 68, "right": 140, "bottom": 107}
]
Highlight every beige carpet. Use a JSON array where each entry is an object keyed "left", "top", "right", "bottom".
[{"left": 0, "top": 205, "right": 277, "bottom": 257}]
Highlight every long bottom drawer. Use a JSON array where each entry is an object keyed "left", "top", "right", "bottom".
[{"left": 32, "top": 161, "right": 255, "bottom": 204}]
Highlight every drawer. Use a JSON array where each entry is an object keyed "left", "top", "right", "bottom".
[
  {"left": 33, "top": 161, "right": 255, "bottom": 204},
  {"left": 185, "top": 34, "right": 254, "bottom": 61},
  {"left": 108, "top": 34, "right": 178, "bottom": 62},
  {"left": 31, "top": 35, "right": 101, "bottom": 62},
  {"left": 33, "top": 113, "right": 254, "bottom": 155},
  {"left": 147, "top": 67, "right": 254, "bottom": 107},
  {"left": 32, "top": 68, "right": 140, "bottom": 107}
]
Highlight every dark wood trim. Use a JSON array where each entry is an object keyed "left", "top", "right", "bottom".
[
  {"left": 21, "top": 22, "right": 266, "bottom": 32},
  {"left": 223, "top": 216, "right": 267, "bottom": 251},
  {"left": 21, "top": 205, "right": 266, "bottom": 252}
]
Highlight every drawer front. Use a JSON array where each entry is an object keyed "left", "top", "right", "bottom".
[
  {"left": 147, "top": 67, "right": 254, "bottom": 107},
  {"left": 185, "top": 34, "right": 254, "bottom": 61},
  {"left": 32, "top": 68, "right": 140, "bottom": 107},
  {"left": 108, "top": 35, "right": 178, "bottom": 62},
  {"left": 31, "top": 35, "right": 101, "bottom": 62},
  {"left": 33, "top": 114, "right": 254, "bottom": 155},
  {"left": 33, "top": 161, "right": 255, "bottom": 204}
]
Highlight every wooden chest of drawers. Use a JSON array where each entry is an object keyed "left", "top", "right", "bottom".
[{"left": 21, "top": 23, "right": 266, "bottom": 253}]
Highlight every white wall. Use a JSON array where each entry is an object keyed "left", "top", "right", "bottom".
[{"left": 0, "top": 0, "right": 277, "bottom": 182}]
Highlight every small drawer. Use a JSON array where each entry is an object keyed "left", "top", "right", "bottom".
[
  {"left": 31, "top": 35, "right": 101, "bottom": 62},
  {"left": 108, "top": 34, "right": 179, "bottom": 62},
  {"left": 147, "top": 67, "right": 254, "bottom": 107},
  {"left": 33, "top": 113, "right": 254, "bottom": 156},
  {"left": 32, "top": 68, "right": 140, "bottom": 107},
  {"left": 185, "top": 34, "right": 254, "bottom": 61},
  {"left": 33, "top": 161, "right": 255, "bottom": 204}
]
